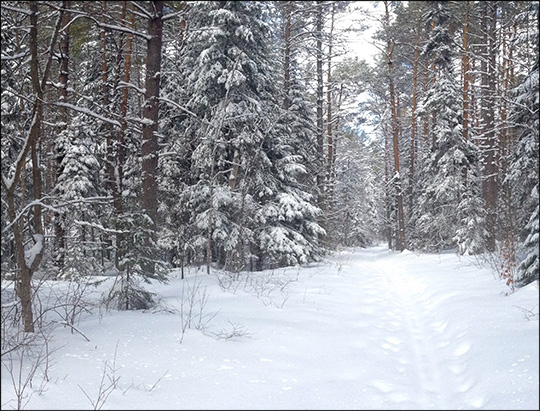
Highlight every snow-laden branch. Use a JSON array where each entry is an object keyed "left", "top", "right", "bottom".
[
  {"left": 64, "top": 12, "right": 151, "bottom": 40},
  {"left": 162, "top": 10, "right": 185, "bottom": 22},
  {"left": 130, "top": 1, "right": 153, "bottom": 19},
  {"left": 1, "top": 110, "right": 39, "bottom": 193},
  {"left": 117, "top": 81, "right": 146, "bottom": 95},
  {"left": 2, "top": 196, "right": 113, "bottom": 235},
  {"left": 0, "top": 4, "right": 32, "bottom": 15},
  {"left": 159, "top": 97, "right": 213, "bottom": 127},
  {"left": 55, "top": 102, "right": 121, "bottom": 127},
  {"left": 24, "top": 234, "right": 44, "bottom": 269},
  {"left": 1, "top": 51, "right": 29, "bottom": 61},
  {"left": 385, "top": 171, "right": 400, "bottom": 187},
  {"left": 73, "top": 220, "right": 129, "bottom": 235}
]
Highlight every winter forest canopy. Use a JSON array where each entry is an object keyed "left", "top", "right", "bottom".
[{"left": 1, "top": 0, "right": 538, "bottom": 344}]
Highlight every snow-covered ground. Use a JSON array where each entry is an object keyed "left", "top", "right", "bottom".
[{"left": 1, "top": 245, "right": 539, "bottom": 410}]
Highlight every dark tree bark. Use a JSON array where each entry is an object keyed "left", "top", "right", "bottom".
[
  {"left": 409, "top": 18, "right": 421, "bottom": 211},
  {"left": 54, "top": 0, "right": 71, "bottom": 270},
  {"left": 326, "top": 3, "right": 335, "bottom": 202},
  {"left": 481, "top": 1, "right": 499, "bottom": 252},
  {"left": 385, "top": 0, "right": 406, "bottom": 251},
  {"left": 283, "top": 2, "right": 292, "bottom": 111},
  {"left": 462, "top": 1, "right": 470, "bottom": 144},
  {"left": 1, "top": 1, "right": 64, "bottom": 333},
  {"left": 315, "top": 1, "right": 325, "bottom": 212},
  {"left": 141, "top": 1, "right": 164, "bottom": 274}
]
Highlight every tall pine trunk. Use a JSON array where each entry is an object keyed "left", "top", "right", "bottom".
[
  {"left": 326, "top": 4, "right": 335, "bottom": 203},
  {"left": 481, "top": 1, "right": 499, "bottom": 252},
  {"left": 141, "top": 1, "right": 164, "bottom": 275},
  {"left": 54, "top": 0, "right": 71, "bottom": 270},
  {"left": 385, "top": 0, "right": 406, "bottom": 251},
  {"left": 114, "top": 1, "right": 134, "bottom": 270},
  {"left": 315, "top": 1, "right": 325, "bottom": 214},
  {"left": 462, "top": 1, "right": 470, "bottom": 144},
  {"left": 409, "top": 21, "right": 420, "bottom": 211}
]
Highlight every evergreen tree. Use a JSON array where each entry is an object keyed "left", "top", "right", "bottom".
[
  {"left": 52, "top": 115, "right": 102, "bottom": 279},
  {"left": 411, "top": 0, "right": 485, "bottom": 253},
  {"left": 254, "top": 1, "right": 325, "bottom": 268},
  {"left": 508, "top": 60, "right": 539, "bottom": 285},
  {"left": 174, "top": 1, "right": 272, "bottom": 271},
  {"left": 173, "top": 1, "right": 324, "bottom": 271}
]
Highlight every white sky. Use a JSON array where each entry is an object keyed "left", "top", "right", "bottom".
[
  {"left": 2, "top": 245, "right": 538, "bottom": 410},
  {"left": 339, "top": 1, "right": 385, "bottom": 65}
]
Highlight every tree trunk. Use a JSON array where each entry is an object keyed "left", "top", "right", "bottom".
[
  {"left": 332, "top": 83, "right": 343, "bottom": 175},
  {"left": 385, "top": 0, "right": 406, "bottom": 251},
  {"left": 384, "top": 130, "right": 392, "bottom": 250},
  {"left": 100, "top": 2, "right": 117, "bottom": 264},
  {"left": 113, "top": 0, "right": 134, "bottom": 270},
  {"left": 2, "top": 1, "right": 64, "bottom": 333},
  {"left": 141, "top": 1, "right": 164, "bottom": 274},
  {"left": 422, "top": 66, "right": 430, "bottom": 148},
  {"left": 499, "top": 7, "right": 516, "bottom": 238},
  {"left": 54, "top": 0, "right": 71, "bottom": 270},
  {"left": 326, "top": 4, "right": 335, "bottom": 204},
  {"left": 283, "top": 2, "right": 291, "bottom": 111},
  {"left": 481, "top": 1, "right": 499, "bottom": 252},
  {"left": 315, "top": 1, "right": 325, "bottom": 212},
  {"left": 462, "top": 1, "right": 470, "bottom": 143},
  {"left": 409, "top": 22, "right": 420, "bottom": 211}
]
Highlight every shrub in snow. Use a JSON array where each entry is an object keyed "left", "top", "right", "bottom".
[{"left": 102, "top": 274, "right": 156, "bottom": 311}]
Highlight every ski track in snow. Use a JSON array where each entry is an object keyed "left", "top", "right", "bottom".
[{"left": 350, "top": 249, "right": 481, "bottom": 409}]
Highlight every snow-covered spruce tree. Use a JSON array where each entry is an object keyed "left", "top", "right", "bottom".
[
  {"left": 452, "top": 168, "right": 488, "bottom": 255},
  {"left": 251, "top": 1, "right": 324, "bottom": 269},
  {"left": 519, "top": 191, "right": 539, "bottom": 285},
  {"left": 53, "top": 26, "right": 120, "bottom": 279},
  {"left": 507, "top": 58, "right": 539, "bottom": 285},
  {"left": 51, "top": 114, "right": 103, "bottom": 279},
  {"left": 172, "top": 1, "right": 267, "bottom": 271},
  {"left": 255, "top": 105, "right": 325, "bottom": 269},
  {"left": 410, "top": 0, "right": 486, "bottom": 254},
  {"left": 175, "top": 1, "right": 323, "bottom": 271}
]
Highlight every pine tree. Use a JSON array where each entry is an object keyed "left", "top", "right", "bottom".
[
  {"left": 478, "top": 1, "right": 499, "bottom": 252},
  {"left": 411, "top": 0, "right": 485, "bottom": 254}
]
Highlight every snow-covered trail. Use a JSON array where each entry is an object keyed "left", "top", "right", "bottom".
[
  {"left": 4, "top": 246, "right": 538, "bottom": 410},
  {"left": 338, "top": 247, "right": 482, "bottom": 409},
  {"left": 154, "top": 245, "right": 535, "bottom": 410},
  {"left": 320, "top": 246, "right": 538, "bottom": 410}
]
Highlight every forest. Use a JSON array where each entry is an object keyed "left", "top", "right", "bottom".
[{"left": 1, "top": 0, "right": 538, "bottom": 342}]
